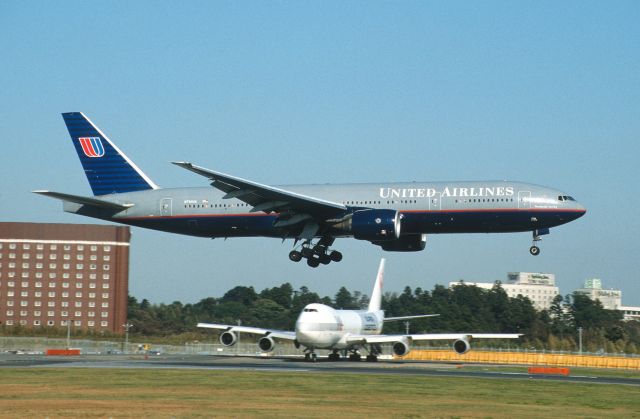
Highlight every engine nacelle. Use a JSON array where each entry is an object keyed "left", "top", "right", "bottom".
[
  {"left": 219, "top": 331, "right": 237, "bottom": 347},
  {"left": 258, "top": 336, "right": 276, "bottom": 353},
  {"left": 348, "top": 209, "right": 401, "bottom": 241},
  {"left": 376, "top": 234, "right": 427, "bottom": 252},
  {"left": 453, "top": 338, "right": 470, "bottom": 355},
  {"left": 392, "top": 337, "right": 411, "bottom": 356}
]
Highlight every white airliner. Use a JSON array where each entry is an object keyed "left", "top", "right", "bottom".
[{"left": 198, "top": 259, "right": 521, "bottom": 361}]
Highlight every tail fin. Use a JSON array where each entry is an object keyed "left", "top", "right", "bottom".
[
  {"left": 62, "top": 112, "right": 158, "bottom": 196},
  {"left": 368, "top": 258, "right": 385, "bottom": 312}
]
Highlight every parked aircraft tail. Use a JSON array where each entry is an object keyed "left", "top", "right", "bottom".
[
  {"left": 368, "top": 258, "right": 385, "bottom": 312},
  {"left": 61, "top": 112, "right": 158, "bottom": 196}
]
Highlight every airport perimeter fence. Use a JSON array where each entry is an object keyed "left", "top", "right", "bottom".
[{"left": 2, "top": 337, "right": 640, "bottom": 369}]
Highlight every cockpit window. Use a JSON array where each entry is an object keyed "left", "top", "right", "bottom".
[
  {"left": 558, "top": 195, "right": 576, "bottom": 202},
  {"left": 303, "top": 308, "right": 318, "bottom": 312}
]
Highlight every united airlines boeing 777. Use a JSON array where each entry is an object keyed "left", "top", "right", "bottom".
[
  {"left": 35, "top": 113, "right": 586, "bottom": 267},
  {"left": 198, "top": 259, "right": 521, "bottom": 361}
]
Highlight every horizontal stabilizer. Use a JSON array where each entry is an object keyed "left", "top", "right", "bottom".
[
  {"left": 384, "top": 314, "right": 440, "bottom": 322},
  {"left": 33, "top": 190, "right": 133, "bottom": 211}
]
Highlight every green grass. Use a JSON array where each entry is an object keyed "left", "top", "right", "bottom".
[{"left": 0, "top": 368, "right": 639, "bottom": 418}]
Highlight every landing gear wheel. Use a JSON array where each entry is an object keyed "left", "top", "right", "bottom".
[
  {"left": 366, "top": 355, "right": 378, "bottom": 362},
  {"left": 319, "top": 254, "right": 331, "bottom": 265},
  {"left": 307, "top": 258, "right": 320, "bottom": 268},
  {"left": 329, "top": 251, "right": 343, "bottom": 262},
  {"left": 348, "top": 353, "right": 362, "bottom": 362},
  {"left": 289, "top": 250, "right": 303, "bottom": 262},
  {"left": 311, "top": 353, "right": 318, "bottom": 362},
  {"left": 529, "top": 245, "right": 540, "bottom": 256},
  {"left": 328, "top": 352, "right": 340, "bottom": 361}
]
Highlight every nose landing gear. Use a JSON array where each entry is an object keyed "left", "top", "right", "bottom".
[{"left": 529, "top": 228, "right": 549, "bottom": 256}]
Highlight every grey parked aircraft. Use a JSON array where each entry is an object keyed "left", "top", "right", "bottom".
[{"left": 35, "top": 113, "right": 586, "bottom": 267}]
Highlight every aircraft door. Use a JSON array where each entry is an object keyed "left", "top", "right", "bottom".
[
  {"left": 518, "top": 191, "right": 531, "bottom": 209},
  {"left": 429, "top": 192, "right": 441, "bottom": 211},
  {"left": 160, "top": 198, "right": 172, "bottom": 216}
]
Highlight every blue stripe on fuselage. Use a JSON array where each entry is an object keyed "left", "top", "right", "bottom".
[{"left": 114, "top": 208, "right": 584, "bottom": 238}]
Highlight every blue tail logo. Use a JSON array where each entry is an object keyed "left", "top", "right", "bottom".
[
  {"left": 79, "top": 137, "right": 105, "bottom": 157},
  {"left": 62, "top": 112, "right": 158, "bottom": 196}
]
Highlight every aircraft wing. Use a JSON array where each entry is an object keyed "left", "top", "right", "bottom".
[
  {"left": 197, "top": 322, "right": 296, "bottom": 340},
  {"left": 346, "top": 333, "right": 522, "bottom": 345},
  {"left": 172, "top": 162, "right": 347, "bottom": 218}
]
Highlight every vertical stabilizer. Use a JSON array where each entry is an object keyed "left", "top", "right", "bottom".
[
  {"left": 368, "top": 258, "right": 385, "bottom": 312},
  {"left": 62, "top": 112, "right": 158, "bottom": 196}
]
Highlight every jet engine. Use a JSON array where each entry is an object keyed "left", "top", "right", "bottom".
[
  {"left": 258, "top": 336, "right": 276, "bottom": 353},
  {"left": 375, "top": 234, "right": 427, "bottom": 252},
  {"left": 334, "top": 209, "right": 401, "bottom": 241},
  {"left": 219, "top": 331, "right": 237, "bottom": 347},
  {"left": 392, "top": 337, "right": 411, "bottom": 356},
  {"left": 453, "top": 338, "right": 470, "bottom": 355}
]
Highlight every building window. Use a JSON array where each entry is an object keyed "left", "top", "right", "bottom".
[
  {"left": 63, "top": 273, "right": 70, "bottom": 279},
  {"left": 63, "top": 264, "right": 70, "bottom": 270},
  {"left": 102, "top": 284, "right": 110, "bottom": 289},
  {"left": 90, "top": 245, "right": 97, "bottom": 252},
  {"left": 76, "top": 264, "right": 83, "bottom": 270},
  {"left": 49, "top": 254, "right": 57, "bottom": 260},
  {"left": 35, "top": 282, "right": 42, "bottom": 288},
  {"left": 7, "top": 291, "right": 14, "bottom": 297},
  {"left": 64, "top": 245, "right": 71, "bottom": 251},
  {"left": 77, "top": 254, "right": 84, "bottom": 260},
  {"left": 37, "top": 244, "right": 44, "bottom": 250},
  {"left": 21, "top": 281, "right": 28, "bottom": 287},
  {"left": 5, "top": 320, "right": 14, "bottom": 326},
  {"left": 90, "top": 255, "right": 97, "bottom": 261},
  {"left": 6, "top": 310, "right": 13, "bottom": 316},
  {"left": 34, "top": 320, "right": 42, "bottom": 326},
  {"left": 35, "top": 291, "right": 42, "bottom": 298},
  {"left": 48, "top": 282, "right": 56, "bottom": 288},
  {"left": 74, "top": 320, "right": 82, "bottom": 327},
  {"left": 89, "top": 283, "right": 96, "bottom": 289},
  {"left": 75, "top": 302, "right": 82, "bottom": 308},
  {"left": 48, "top": 291, "right": 55, "bottom": 297},
  {"left": 36, "top": 254, "right": 44, "bottom": 260},
  {"left": 61, "top": 301, "right": 69, "bottom": 307},
  {"left": 20, "top": 310, "right": 27, "bottom": 317},
  {"left": 35, "top": 272, "right": 43, "bottom": 278},
  {"left": 89, "top": 302, "right": 95, "bottom": 307},
  {"left": 61, "top": 311, "right": 68, "bottom": 317},
  {"left": 48, "top": 302, "right": 55, "bottom": 307},
  {"left": 9, "top": 244, "right": 16, "bottom": 249},
  {"left": 75, "top": 312, "right": 82, "bottom": 318},
  {"left": 76, "top": 282, "right": 83, "bottom": 288},
  {"left": 34, "top": 311, "right": 41, "bottom": 317},
  {"left": 9, "top": 272, "right": 15, "bottom": 278},
  {"left": 88, "top": 312, "right": 95, "bottom": 317},
  {"left": 35, "top": 301, "right": 41, "bottom": 307},
  {"left": 103, "top": 274, "right": 110, "bottom": 280},
  {"left": 20, "top": 291, "right": 28, "bottom": 297},
  {"left": 50, "top": 245, "right": 57, "bottom": 250},
  {"left": 21, "top": 272, "right": 29, "bottom": 278},
  {"left": 22, "top": 253, "right": 30, "bottom": 259},
  {"left": 9, "top": 253, "right": 16, "bottom": 259},
  {"left": 75, "top": 292, "right": 82, "bottom": 298},
  {"left": 47, "top": 320, "right": 54, "bottom": 326},
  {"left": 20, "top": 301, "right": 28, "bottom": 307},
  {"left": 103, "top": 246, "right": 111, "bottom": 252},
  {"left": 77, "top": 245, "right": 84, "bottom": 251},
  {"left": 90, "top": 264, "right": 97, "bottom": 270},
  {"left": 101, "top": 302, "right": 109, "bottom": 308},
  {"left": 49, "top": 273, "right": 57, "bottom": 279},
  {"left": 88, "top": 321, "right": 95, "bottom": 327},
  {"left": 62, "top": 283, "right": 69, "bottom": 288},
  {"left": 101, "top": 321, "right": 108, "bottom": 327},
  {"left": 103, "top": 255, "right": 111, "bottom": 261},
  {"left": 49, "top": 263, "right": 57, "bottom": 269},
  {"left": 8, "top": 281, "right": 15, "bottom": 287},
  {"left": 103, "top": 264, "right": 110, "bottom": 271},
  {"left": 101, "top": 312, "right": 108, "bottom": 317},
  {"left": 89, "top": 274, "right": 96, "bottom": 279},
  {"left": 102, "top": 293, "right": 109, "bottom": 299},
  {"left": 22, "top": 262, "right": 29, "bottom": 269},
  {"left": 7, "top": 301, "right": 14, "bottom": 307}
]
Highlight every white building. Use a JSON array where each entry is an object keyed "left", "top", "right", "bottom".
[
  {"left": 449, "top": 272, "right": 559, "bottom": 311},
  {"left": 574, "top": 279, "right": 622, "bottom": 310}
]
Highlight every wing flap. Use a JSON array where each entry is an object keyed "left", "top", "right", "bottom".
[{"left": 346, "top": 332, "right": 522, "bottom": 345}]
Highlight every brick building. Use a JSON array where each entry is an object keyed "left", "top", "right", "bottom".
[{"left": 0, "top": 222, "right": 130, "bottom": 334}]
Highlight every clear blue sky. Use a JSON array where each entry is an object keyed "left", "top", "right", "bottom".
[{"left": 1, "top": 1, "right": 638, "bottom": 305}]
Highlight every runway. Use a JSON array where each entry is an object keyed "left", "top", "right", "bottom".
[{"left": 2, "top": 353, "right": 639, "bottom": 386}]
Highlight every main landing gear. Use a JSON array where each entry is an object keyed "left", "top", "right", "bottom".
[{"left": 289, "top": 237, "right": 343, "bottom": 268}]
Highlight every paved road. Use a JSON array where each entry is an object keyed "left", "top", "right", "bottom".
[{"left": 2, "top": 353, "right": 639, "bottom": 386}]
